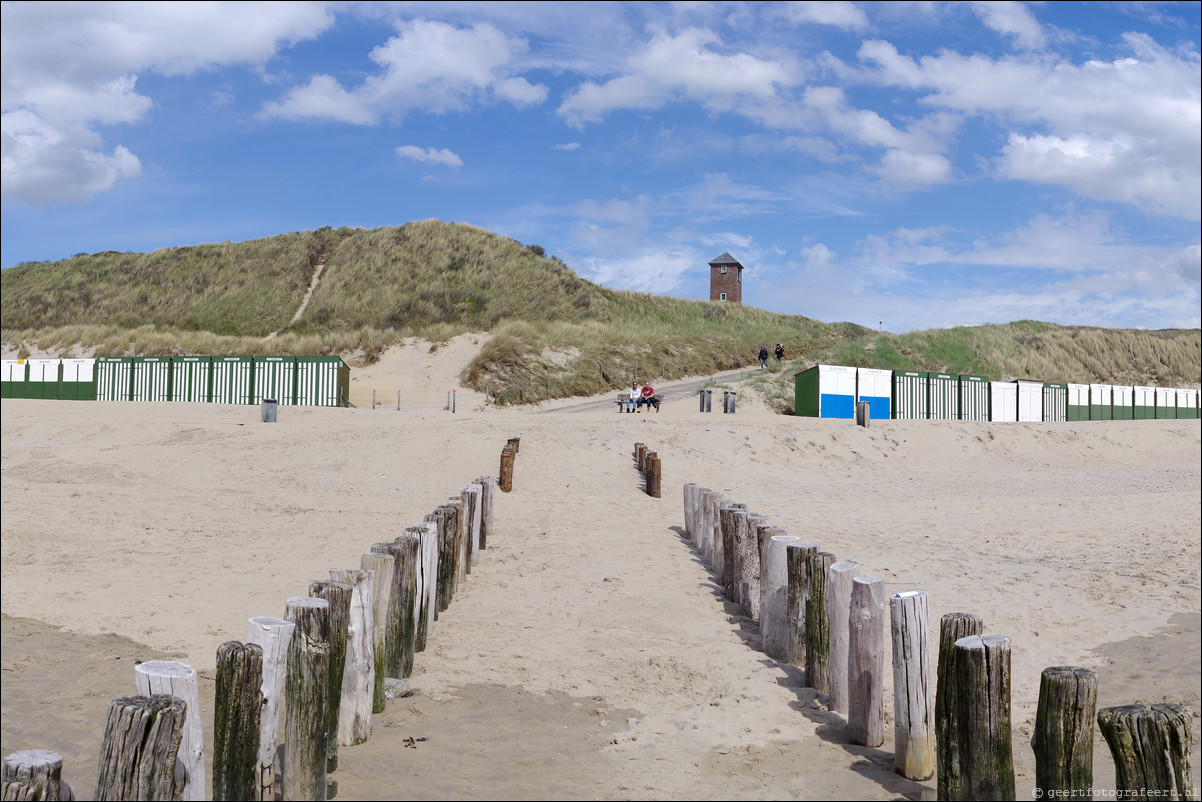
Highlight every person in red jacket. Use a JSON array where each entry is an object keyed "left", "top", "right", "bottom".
[{"left": 638, "top": 381, "right": 655, "bottom": 411}]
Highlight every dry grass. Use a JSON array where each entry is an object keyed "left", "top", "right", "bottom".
[{"left": 3, "top": 222, "right": 1198, "bottom": 408}]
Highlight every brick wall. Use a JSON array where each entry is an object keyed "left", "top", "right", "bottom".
[{"left": 709, "top": 264, "right": 742, "bottom": 302}]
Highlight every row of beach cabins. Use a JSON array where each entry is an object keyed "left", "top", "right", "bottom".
[
  {"left": 794, "top": 364, "right": 1200, "bottom": 422},
  {"left": 0, "top": 355, "right": 350, "bottom": 406}
]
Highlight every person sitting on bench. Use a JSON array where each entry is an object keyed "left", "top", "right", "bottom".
[
  {"left": 638, "top": 381, "right": 655, "bottom": 411},
  {"left": 627, "top": 383, "right": 640, "bottom": 412}
]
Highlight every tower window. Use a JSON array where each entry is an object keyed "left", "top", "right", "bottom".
[
  {"left": 720, "top": 292, "right": 727, "bottom": 301},
  {"left": 720, "top": 266, "right": 727, "bottom": 274}
]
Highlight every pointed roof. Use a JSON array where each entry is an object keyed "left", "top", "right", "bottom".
[{"left": 708, "top": 251, "right": 742, "bottom": 267}]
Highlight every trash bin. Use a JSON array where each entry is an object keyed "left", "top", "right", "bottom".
[{"left": 262, "top": 399, "right": 278, "bottom": 423}]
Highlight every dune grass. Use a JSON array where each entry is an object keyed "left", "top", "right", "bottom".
[{"left": 3, "top": 220, "right": 1198, "bottom": 409}]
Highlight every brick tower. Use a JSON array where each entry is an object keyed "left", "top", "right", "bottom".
[{"left": 708, "top": 252, "right": 743, "bottom": 303}]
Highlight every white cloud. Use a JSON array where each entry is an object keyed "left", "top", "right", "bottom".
[
  {"left": 395, "top": 145, "right": 463, "bottom": 168},
  {"left": 581, "top": 247, "right": 699, "bottom": 294},
  {"left": 262, "top": 19, "right": 548, "bottom": 124},
  {"left": 857, "top": 33, "right": 1202, "bottom": 219},
  {"left": 782, "top": 1, "right": 871, "bottom": 32},
  {"left": 971, "top": 1, "right": 1047, "bottom": 50},
  {"left": 1, "top": 1, "right": 334, "bottom": 205},
  {"left": 558, "top": 27, "right": 800, "bottom": 126},
  {"left": 553, "top": 142, "right": 581, "bottom": 151}
]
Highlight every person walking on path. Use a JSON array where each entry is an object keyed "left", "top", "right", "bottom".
[
  {"left": 758, "top": 345, "right": 769, "bottom": 369},
  {"left": 774, "top": 343, "right": 784, "bottom": 364}
]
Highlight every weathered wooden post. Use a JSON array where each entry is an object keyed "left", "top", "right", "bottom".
[
  {"left": 762, "top": 534, "right": 800, "bottom": 660},
  {"left": 890, "top": 591, "right": 934, "bottom": 781},
  {"left": 283, "top": 596, "right": 331, "bottom": 802},
  {"left": 464, "top": 483, "right": 483, "bottom": 569},
  {"left": 719, "top": 503, "right": 749, "bottom": 604},
  {"left": 444, "top": 497, "right": 467, "bottom": 588},
  {"left": 947, "top": 634, "right": 1015, "bottom": 801},
  {"left": 3, "top": 750, "right": 73, "bottom": 801},
  {"left": 245, "top": 616, "right": 294, "bottom": 800},
  {"left": 328, "top": 569, "right": 375, "bottom": 747},
  {"left": 213, "top": 641, "right": 263, "bottom": 802},
  {"left": 683, "top": 484, "right": 698, "bottom": 542},
  {"left": 936, "top": 612, "right": 984, "bottom": 800},
  {"left": 309, "top": 580, "right": 351, "bottom": 774},
  {"left": 358, "top": 554, "right": 393, "bottom": 713},
  {"left": 476, "top": 475, "right": 494, "bottom": 550},
  {"left": 1097, "top": 703, "right": 1194, "bottom": 800},
  {"left": 1032, "top": 666, "right": 1097, "bottom": 798},
  {"left": 745, "top": 518, "right": 773, "bottom": 621},
  {"left": 425, "top": 510, "right": 452, "bottom": 613},
  {"left": 805, "top": 551, "right": 836, "bottom": 692},
  {"left": 634, "top": 443, "right": 646, "bottom": 471},
  {"left": 408, "top": 523, "right": 439, "bottom": 650},
  {"left": 499, "top": 446, "right": 514, "bottom": 492},
  {"left": 785, "top": 542, "right": 819, "bottom": 667},
  {"left": 699, "top": 490, "right": 719, "bottom": 568},
  {"left": 96, "top": 695, "right": 185, "bottom": 801},
  {"left": 826, "top": 560, "right": 859, "bottom": 714},
  {"left": 134, "top": 661, "right": 204, "bottom": 801},
  {"left": 371, "top": 537, "right": 419, "bottom": 678},
  {"left": 645, "top": 453, "right": 661, "bottom": 498},
  {"left": 848, "top": 576, "right": 886, "bottom": 747},
  {"left": 506, "top": 436, "right": 520, "bottom": 454}
]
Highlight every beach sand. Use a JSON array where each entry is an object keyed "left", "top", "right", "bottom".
[{"left": 2, "top": 335, "right": 1199, "bottom": 800}]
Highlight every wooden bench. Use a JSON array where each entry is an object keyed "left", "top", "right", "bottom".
[{"left": 616, "top": 394, "right": 660, "bottom": 412}]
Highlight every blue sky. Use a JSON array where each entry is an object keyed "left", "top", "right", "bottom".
[{"left": 2, "top": 1, "right": 1199, "bottom": 332}]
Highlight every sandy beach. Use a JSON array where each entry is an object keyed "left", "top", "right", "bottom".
[{"left": 2, "top": 335, "right": 1199, "bottom": 800}]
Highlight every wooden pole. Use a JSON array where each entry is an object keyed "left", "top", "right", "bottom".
[
  {"left": 407, "top": 523, "right": 439, "bottom": 651},
  {"left": 245, "top": 616, "right": 294, "bottom": 801},
  {"left": 476, "top": 475, "right": 494, "bottom": 550},
  {"left": 328, "top": 569, "right": 375, "bottom": 747},
  {"left": 371, "top": 537, "right": 418, "bottom": 679},
  {"left": 683, "top": 483, "right": 699, "bottom": 542},
  {"left": 3, "top": 750, "right": 72, "bottom": 802},
  {"left": 645, "top": 453, "right": 661, "bottom": 498},
  {"left": 282, "top": 596, "right": 330, "bottom": 802},
  {"left": 762, "top": 534, "right": 800, "bottom": 660},
  {"left": 826, "top": 560, "right": 859, "bottom": 714},
  {"left": 213, "top": 641, "right": 263, "bottom": 802},
  {"left": 848, "top": 576, "right": 886, "bottom": 747},
  {"left": 719, "top": 504, "right": 748, "bottom": 604},
  {"left": 1098, "top": 703, "right": 1194, "bottom": 800},
  {"left": 1032, "top": 666, "right": 1097, "bottom": 798},
  {"left": 308, "top": 580, "right": 351, "bottom": 773},
  {"left": 464, "top": 483, "right": 483, "bottom": 569},
  {"left": 444, "top": 498, "right": 467, "bottom": 589},
  {"left": 744, "top": 518, "right": 772, "bottom": 621},
  {"left": 699, "top": 490, "right": 718, "bottom": 569},
  {"left": 936, "top": 612, "right": 984, "bottom": 801},
  {"left": 499, "top": 446, "right": 514, "bottom": 492},
  {"left": 96, "top": 695, "right": 185, "bottom": 801},
  {"left": 785, "top": 542, "right": 819, "bottom": 667},
  {"left": 805, "top": 551, "right": 836, "bottom": 692},
  {"left": 395, "top": 533, "right": 421, "bottom": 677},
  {"left": 357, "top": 554, "right": 393, "bottom": 714},
  {"left": 890, "top": 591, "right": 934, "bottom": 781},
  {"left": 427, "top": 512, "right": 454, "bottom": 610},
  {"left": 948, "top": 634, "right": 1015, "bottom": 801},
  {"left": 506, "top": 436, "right": 520, "bottom": 454},
  {"left": 634, "top": 443, "right": 645, "bottom": 471},
  {"left": 134, "top": 661, "right": 204, "bottom": 801}
]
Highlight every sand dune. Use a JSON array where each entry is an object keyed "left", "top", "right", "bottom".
[{"left": 2, "top": 337, "right": 1198, "bottom": 800}]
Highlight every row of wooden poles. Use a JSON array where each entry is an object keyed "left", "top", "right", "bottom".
[
  {"left": 1, "top": 456, "right": 514, "bottom": 802},
  {"left": 679, "top": 483, "right": 1195, "bottom": 801},
  {"left": 634, "top": 443, "right": 662, "bottom": 498}
]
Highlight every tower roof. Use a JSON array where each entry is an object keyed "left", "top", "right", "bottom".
[{"left": 708, "top": 251, "right": 742, "bottom": 267}]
